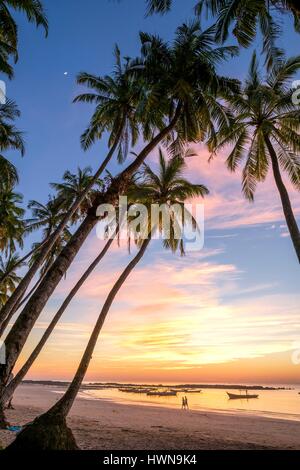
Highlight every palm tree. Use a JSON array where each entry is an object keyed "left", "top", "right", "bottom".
[
  {"left": 0, "top": 156, "right": 18, "bottom": 190},
  {"left": 0, "top": 245, "right": 68, "bottom": 337},
  {"left": 26, "top": 197, "right": 69, "bottom": 242},
  {"left": 0, "top": 185, "right": 135, "bottom": 422},
  {"left": 128, "top": 21, "right": 238, "bottom": 159},
  {"left": 0, "top": 167, "right": 100, "bottom": 286},
  {"left": 146, "top": 0, "right": 300, "bottom": 67},
  {"left": 0, "top": 229, "right": 117, "bottom": 423},
  {"left": 0, "top": 197, "right": 71, "bottom": 334},
  {"left": 0, "top": 0, "right": 48, "bottom": 78},
  {"left": 21, "top": 198, "right": 72, "bottom": 295},
  {"left": 50, "top": 167, "right": 103, "bottom": 223},
  {"left": 74, "top": 46, "right": 144, "bottom": 160},
  {"left": 0, "top": 46, "right": 146, "bottom": 326},
  {"left": 0, "top": 100, "right": 24, "bottom": 189},
  {"left": 0, "top": 254, "right": 23, "bottom": 307},
  {"left": 197, "top": 1, "right": 300, "bottom": 67},
  {"left": 0, "top": 196, "right": 137, "bottom": 424},
  {"left": 209, "top": 52, "right": 300, "bottom": 262},
  {"left": 0, "top": 22, "right": 235, "bottom": 411},
  {"left": 147, "top": 0, "right": 300, "bottom": 16},
  {"left": 0, "top": 187, "right": 25, "bottom": 256},
  {"left": 7, "top": 150, "right": 208, "bottom": 449}
]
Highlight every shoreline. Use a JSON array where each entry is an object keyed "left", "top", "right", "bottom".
[
  {"left": 78, "top": 389, "right": 300, "bottom": 423},
  {"left": 22, "top": 379, "right": 295, "bottom": 391},
  {"left": 1, "top": 384, "right": 300, "bottom": 450}
]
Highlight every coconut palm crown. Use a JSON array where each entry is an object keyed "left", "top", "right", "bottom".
[
  {"left": 129, "top": 21, "right": 239, "bottom": 157},
  {"left": 0, "top": 188, "right": 25, "bottom": 255},
  {"left": 146, "top": 0, "right": 300, "bottom": 68},
  {"left": 128, "top": 148, "right": 209, "bottom": 254},
  {"left": 0, "top": 254, "right": 23, "bottom": 306},
  {"left": 209, "top": 52, "right": 300, "bottom": 261},
  {"left": 0, "top": 100, "right": 24, "bottom": 189},
  {"left": 50, "top": 167, "right": 103, "bottom": 223},
  {"left": 26, "top": 197, "right": 72, "bottom": 275},
  {"left": 0, "top": 0, "right": 48, "bottom": 78},
  {"left": 73, "top": 46, "right": 150, "bottom": 163}
]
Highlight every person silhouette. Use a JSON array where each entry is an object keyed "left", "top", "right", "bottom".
[
  {"left": 184, "top": 396, "right": 189, "bottom": 410},
  {"left": 181, "top": 396, "right": 186, "bottom": 409}
]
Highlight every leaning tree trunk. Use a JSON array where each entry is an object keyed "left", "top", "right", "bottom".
[
  {"left": 7, "top": 236, "right": 152, "bottom": 450},
  {"left": 0, "top": 134, "right": 122, "bottom": 327},
  {"left": 0, "top": 270, "right": 46, "bottom": 337},
  {"left": 0, "top": 104, "right": 182, "bottom": 402},
  {"left": 0, "top": 212, "right": 98, "bottom": 413},
  {"left": 0, "top": 234, "right": 116, "bottom": 424},
  {"left": 265, "top": 136, "right": 300, "bottom": 263},
  {"left": 0, "top": 236, "right": 49, "bottom": 284}
]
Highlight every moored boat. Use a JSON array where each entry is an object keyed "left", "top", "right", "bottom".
[
  {"left": 147, "top": 390, "right": 177, "bottom": 396},
  {"left": 227, "top": 391, "right": 259, "bottom": 399},
  {"left": 119, "top": 387, "right": 154, "bottom": 394}
]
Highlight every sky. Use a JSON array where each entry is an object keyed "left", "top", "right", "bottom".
[{"left": 4, "top": 0, "right": 300, "bottom": 384}]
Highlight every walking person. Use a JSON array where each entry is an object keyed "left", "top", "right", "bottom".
[{"left": 184, "top": 396, "right": 189, "bottom": 410}]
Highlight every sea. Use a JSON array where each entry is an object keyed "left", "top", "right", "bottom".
[{"left": 77, "top": 383, "right": 300, "bottom": 422}]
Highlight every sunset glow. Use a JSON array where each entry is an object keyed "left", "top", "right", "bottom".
[{"left": 14, "top": 150, "right": 300, "bottom": 384}]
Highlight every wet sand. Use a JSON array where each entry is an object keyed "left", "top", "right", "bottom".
[{"left": 1, "top": 384, "right": 300, "bottom": 449}]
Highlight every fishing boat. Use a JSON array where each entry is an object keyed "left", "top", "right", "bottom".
[
  {"left": 181, "top": 389, "right": 202, "bottom": 393},
  {"left": 227, "top": 390, "right": 259, "bottom": 399},
  {"left": 147, "top": 390, "right": 177, "bottom": 397},
  {"left": 119, "top": 387, "right": 154, "bottom": 394}
]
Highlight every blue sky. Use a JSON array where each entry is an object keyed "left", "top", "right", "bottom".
[{"left": 4, "top": 0, "right": 300, "bottom": 382}]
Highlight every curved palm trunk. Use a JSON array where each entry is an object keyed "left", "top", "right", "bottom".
[
  {"left": 0, "top": 134, "right": 121, "bottom": 325},
  {"left": 0, "top": 234, "right": 116, "bottom": 417},
  {"left": 16, "top": 273, "right": 45, "bottom": 310},
  {"left": 265, "top": 136, "right": 300, "bottom": 263},
  {"left": 0, "top": 105, "right": 182, "bottom": 402},
  {"left": 0, "top": 213, "right": 98, "bottom": 398},
  {"left": 0, "top": 236, "right": 49, "bottom": 284},
  {"left": 0, "top": 271, "right": 46, "bottom": 338},
  {"left": 7, "top": 235, "right": 151, "bottom": 450}
]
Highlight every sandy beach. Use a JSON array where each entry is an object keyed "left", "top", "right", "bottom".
[{"left": 0, "top": 384, "right": 300, "bottom": 450}]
